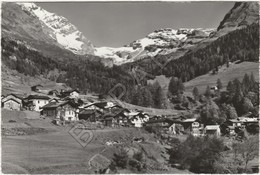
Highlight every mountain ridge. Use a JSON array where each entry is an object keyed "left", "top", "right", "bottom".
[{"left": 95, "top": 28, "right": 216, "bottom": 65}]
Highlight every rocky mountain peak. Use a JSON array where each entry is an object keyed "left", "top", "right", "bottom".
[{"left": 217, "top": 2, "right": 259, "bottom": 32}]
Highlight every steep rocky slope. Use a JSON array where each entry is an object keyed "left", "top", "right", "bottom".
[{"left": 217, "top": 2, "right": 259, "bottom": 34}]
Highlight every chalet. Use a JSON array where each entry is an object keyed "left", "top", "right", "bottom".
[
  {"left": 60, "top": 89, "right": 79, "bottom": 98},
  {"left": 78, "top": 109, "right": 102, "bottom": 121},
  {"left": 144, "top": 118, "right": 174, "bottom": 128},
  {"left": 41, "top": 101, "right": 79, "bottom": 121},
  {"left": 83, "top": 102, "right": 106, "bottom": 113},
  {"left": 48, "top": 90, "right": 60, "bottom": 97},
  {"left": 227, "top": 119, "right": 242, "bottom": 127},
  {"left": 181, "top": 118, "right": 197, "bottom": 132},
  {"left": 100, "top": 113, "right": 117, "bottom": 127},
  {"left": 31, "top": 85, "right": 43, "bottom": 92},
  {"left": 2, "top": 98, "right": 21, "bottom": 110},
  {"left": 25, "top": 95, "right": 50, "bottom": 111},
  {"left": 204, "top": 125, "right": 221, "bottom": 137},
  {"left": 2, "top": 94, "right": 23, "bottom": 110},
  {"left": 99, "top": 108, "right": 131, "bottom": 127},
  {"left": 130, "top": 112, "right": 149, "bottom": 127}
]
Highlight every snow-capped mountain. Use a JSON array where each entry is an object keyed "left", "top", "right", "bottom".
[
  {"left": 2, "top": 2, "right": 95, "bottom": 55},
  {"left": 17, "top": 3, "right": 95, "bottom": 55},
  {"left": 95, "top": 28, "right": 215, "bottom": 65}
]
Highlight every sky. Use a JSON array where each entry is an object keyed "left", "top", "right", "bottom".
[{"left": 38, "top": 2, "right": 235, "bottom": 47}]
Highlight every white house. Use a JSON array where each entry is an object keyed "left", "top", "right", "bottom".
[
  {"left": 129, "top": 112, "right": 149, "bottom": 127},
  {"left": 2, "top": 94, "right": 23, "bottom": 110},
  {"left": 42, "top": 101, "right": 79, "bottom": 121},
  {"left": 61, "top": 89, "right": 80, "bottom": 98},
  {"left": 204, "top": 125, "right": 221, "bottom": 137},
  {"left": 26, "top": 95, "right": 50, "bottom": 112},
  {"left": 2, "top": 98, "right": 21, "bottom": 110}
]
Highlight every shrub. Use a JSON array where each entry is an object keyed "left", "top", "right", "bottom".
[{"left": 112, "top": 149, "right": 128, "bottom": 168}]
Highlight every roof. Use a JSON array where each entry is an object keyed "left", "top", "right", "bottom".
[
  {"left": 145, "top": 118, "right": 175, "bottom": 125},
  {"left": 27, "top": 95, "right": 50, "bottom": 100},
  {"left": 182, "top": 118, "right": 197, "bottom": 123},
  {"left": 205, "top": 125, "right": 220, "bottom": 130},
  {"left": 4, "top": 93, "right": 24, "bottom": 100},
  {"left": 2, "top": 98, "right": 21, "bottom": 104},
  {"left": 62, "top": 89, "right": 80, "bottom": 94},
  {"left": 238, "top": 117, "right": 258, "bottom": 122},
  {"left": 228, "top": 119, "right": 240, "bottom": 123},
  {"left": 31, "top": 84, "right": 43, "bottom": 88},
  {"left": 93, "top": 102, "right": 107, "bottom": 109},
  {"left": 42, "top": 101, "right": 77, "bottom": 109},
  {"left": 79, "top": 110, "right": 96, "bottom": 115},
  {"left": 48, "top": 90, "right": 59, "bottom": 94}
]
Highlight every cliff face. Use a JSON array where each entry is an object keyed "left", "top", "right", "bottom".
[{"left": 217, "top": 2, "right": 259, "bottom": 32}]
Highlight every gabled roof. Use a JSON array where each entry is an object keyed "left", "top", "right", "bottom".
[
  {"left": 48, "top": 90, "right": 59, "bottom": 94},
  {"left": 205, "top": 125, "right": 220, "bottom": 130},
  {"left": 79, "top": 108, "right": 102, "bottom": 115},
  {"left": 31, "top": 84, "right": 43, "bottom": 88},
  {"left": 2, "top": 98, "right": 21, "bottom": 104},
  {"left": 26, "top": 95, "right": 50, "bottom": 100},
  {"left": 228, "top": 119, "right": 240, "bottom": 123},
  {"left": 42, "top": 101, "right": 77, "bottom": 109},
  {"left": 4, "top": 93, "right": 24, "bottom": 100},
  {"left": 182, "top": 118, "right": 197, "bottom": 123},
  {"left": 61, "top": 89, "right": 80, "bottom": 94},
  {"left": 93, "top": 102, "right": 107, "bottom": 109}
]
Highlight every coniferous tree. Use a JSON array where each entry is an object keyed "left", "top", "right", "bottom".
[
  {"left": 217, "top": 78, "right": 223, "bottom": 90},
  {"left": 242, "top": 73, "right": 250, "bottom": 94},
  {"left": 192, "top": 87, "right": 199, "bottom": 101},
  {"left": 142, "top": 87, "right": 154, "bottom": 107},
  {"left": 205, "top": 86, "right": 211, "bottom": 98},
  {"left": 250, "top": 73, "right": 256, "bottom": 91},
  {"left": 168, "top": 76, "right": 178, "bottom": 95},
  {"left": 153, "top": 81, "right": 166, "bottom": 109}
]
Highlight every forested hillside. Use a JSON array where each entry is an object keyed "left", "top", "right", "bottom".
[{"left": 1, "top": 37, "right": 134, "bottom": 96}]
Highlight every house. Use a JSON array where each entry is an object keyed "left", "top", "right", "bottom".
[
  {"left": 31, "top": 85, "right": 43, "bottom": 92},
  {"left": 227, "top": 119, "right": 242, "bottom": 127},
  {"left": 25, "top": 95, "right": 50, "bottom": 111},
  {"left": 78, "top": 109, "right": 102, "bottom": 121},
  {"left": 48, "top": 90, "right": 60, "bottom": 97},
  {"left": 60, "top": 89, "right": 80, "bottom": 98},
  {"left": 181, "top": 118, "right": 198, "bottom": 133},
  {"left": 2, "top": 98, "right": 21, "bottom": 110},
  {"left": 145, "top": 118, "right": 173, "bottom": 128},
  {"left": 41, "top": 101, "right": 79, "bottom": 121},
  {"left": 100, "top": 113, "right": 117, "bottom": 127},
  {"left": 204, "top": 125, "right": 221, "bottom": 137},
  {"left": 2, "top": 94, "right": 23, "bottom": 110},
  {"left": 83, "top": 102, "right": 105, "bottom": 113},
  {"left": 130, "top": 112, "right": 149, "bottom": 127}
]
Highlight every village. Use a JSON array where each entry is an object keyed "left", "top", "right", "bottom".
[{"left": 2, "top": 84, "right": 259, "bottom": 140}]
